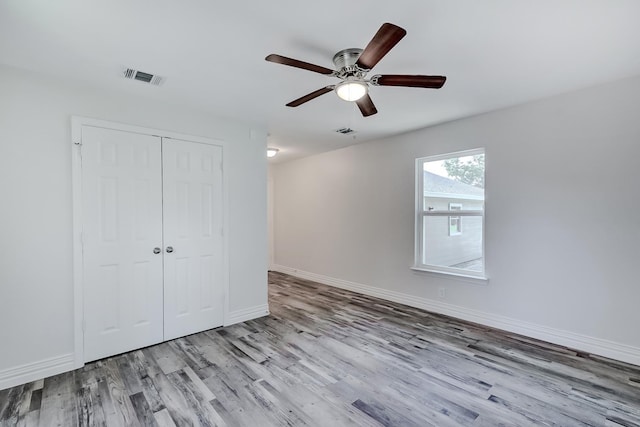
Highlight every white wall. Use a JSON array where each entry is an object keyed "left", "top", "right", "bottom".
[
  {"left": 272, "top": 74, "right": 640, "bottom": 364},
  {"left": 0, "top": 64, "right": 268, "bottom": 384}
]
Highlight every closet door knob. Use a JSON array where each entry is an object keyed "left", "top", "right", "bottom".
[
  {"left": 153, "top": 247, "right": 161, "bottom": 254},
  {"left": 166, "top": 246, "right": 174, "bottom": 253}
]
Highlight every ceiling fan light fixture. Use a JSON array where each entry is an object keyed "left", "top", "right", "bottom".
[
  {"left": 336, "top": 80, "right": 368, "bottom": 102},
  {"left": 267, "top": 147, "right": 279, "bottom": 158}
]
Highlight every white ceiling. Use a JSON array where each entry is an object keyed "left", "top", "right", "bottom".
[{"left": 1, "top": 1, "right": 640, "bottom": 163}]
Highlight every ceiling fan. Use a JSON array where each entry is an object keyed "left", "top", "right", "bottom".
[{"left": 265, "top": 23, "right": 446, "bottom": 117}]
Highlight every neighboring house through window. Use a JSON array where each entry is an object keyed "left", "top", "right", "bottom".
[{"left": 414, "top": 148, "right": 486, "bottom": 278}]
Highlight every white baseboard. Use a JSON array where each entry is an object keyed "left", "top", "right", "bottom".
[
  {"left": 0, "top": 353, "right": 75, "bottom": 391},
  {"left": 226, "top": 304, "right": 270, "bottom": 326},
  {"left": 271, "top": 264, "right": 640, "bottom": 367}
]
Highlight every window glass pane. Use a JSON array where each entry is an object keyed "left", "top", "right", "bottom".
[
  {"left": 423, "top": 215, "right": 483, "bottom": 273},
  {"left": 423, "top": 154, "right": 485, "bottom": 196}
]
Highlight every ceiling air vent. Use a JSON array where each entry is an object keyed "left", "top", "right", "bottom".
[
  {"left": 122, "top": 68, "right": 165, "bottom": 86},
  {"left": 335, "top": 127, "right": 356, "bottom": 135}
]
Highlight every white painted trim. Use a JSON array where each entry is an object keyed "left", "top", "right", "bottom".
[
  {"left": 225, "top": 304, "right": 270, "bottom": 326},
  {"left": 222, "top": 135, "right": 231, "bottom": 328},
  {"left": 0, "top": 353, "right": 75, "bottom": 391},
  {"left": 71, "top": 116, "right": 230, "bottom": 366},
  {"left": 70, "top": 122, "right": 84, "bottom": 369},
  {"left": 70, "top": 116, "right": 221, "bottom": 146},
  {"left": 414, "top": 156, "right": 422, "bottom": 270},
  {"left": 271, "top": 265, "right": 640, "bottom": 367},
  {"left": 421, "top": 210, "right": 483, "bottom": 217},
  {"left": 410, "top": 266, "right": 488, "bottom": 282},
  {"left": 418, "top": 147, "right": 485, "bottom": 163},
  {"left": 267, "top": 167, "right": 275, "bottom": 271},
  {"left": 424, "top": 192, "right": 485, "bottom": 201}
]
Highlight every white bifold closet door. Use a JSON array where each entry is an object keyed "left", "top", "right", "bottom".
[
  {"left": 162, "top": 138, "right": 224, "bottom": 340},
  {"left": 81, "top": 127, "right": 164, "bottom": 362},
  {"left": 81, "top": 127, "right": 224, "bottom": 362}
]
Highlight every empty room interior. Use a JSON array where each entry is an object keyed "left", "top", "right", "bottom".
[{"left": 1, "top": 1, "right": 640, "bottom": 426}]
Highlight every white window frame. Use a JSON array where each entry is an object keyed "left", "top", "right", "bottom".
[{"left": 413, "top": 148, "right": 487, "bottom": 280}]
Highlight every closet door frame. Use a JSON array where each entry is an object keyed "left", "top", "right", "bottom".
[{"left": 71, "top": 116, "right": 229, "bottom": 369}]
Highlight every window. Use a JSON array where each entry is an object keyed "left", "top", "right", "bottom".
[
  {"left": 449, "top": 203, "right": 462, "bottom": 236},
  {"left": 414, "top": 149, "right": 485, "bottom": 278}
]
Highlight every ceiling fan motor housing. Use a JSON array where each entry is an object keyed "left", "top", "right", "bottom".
[
  {"left": 332, "top": 48, "right": 362, "bottom": 68},
  {"left": 333, "top": 48, "right": 366, "bottom": 77}
]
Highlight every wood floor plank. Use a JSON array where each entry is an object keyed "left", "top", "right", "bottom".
[
  {"left": 101, "top": 359, "right": 141, "bottom": 426},
  {"left": 352, "top": 397, "right": 428, "bottom": 427},
  {"left": 0, "top": 385, "right": 24, "bottom": 422},
  {"left": 129, "top": 392, "right": 157, "bottom": 427},
  {"left": 142, "top": 352, "right": 200, "bottom": 426},
  {"left": 39, "top": 372, "right": 78, "bottom": 427},
  {"left": 153, "top": 408, "right": 177, "bottom": 427},
  {"left": 174, "top": 337, "right": 214, "bottom": 371},
  {"left": 115, "top": 353, "right": 143, "bottom": 395},
  {"left": 2, "top": 271, "right": 640, "bottom": 426},
  {"left": 75, "top": 379, "right": 106, "bottom": 426},
  {"left": 148, "top": 343, "right": 187, "bottom": 375}
]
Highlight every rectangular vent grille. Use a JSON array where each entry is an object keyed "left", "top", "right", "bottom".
[
  {"left": 335, "top": 127, "right": 356, "bottom": 135},
  {"left": 122, "top": 68, "right": 165, "bottom": 86}
]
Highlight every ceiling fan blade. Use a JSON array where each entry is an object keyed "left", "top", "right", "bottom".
[
  {"left": 355, "top": 23, "right": 407, "bottom": 71},
  {"left": 355, "top": 94, "right": 378, "bottom": 117},
  {"left": 265, "top": 54, "right": 335, "bottom": 75},
  {"left": 286, "top": 86, "right": 335, "bottom": 107},
  {"left": 372, "top": 74, "right": 447, "bottom": 88}
]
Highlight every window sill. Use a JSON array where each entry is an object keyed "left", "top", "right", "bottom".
[{"left": 410, "top": 266, "right": 489, "bottom": 284}]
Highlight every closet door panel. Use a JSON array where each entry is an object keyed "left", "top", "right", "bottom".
[
  {"left": 81, "top": 126, "right": 164, "bottom": 362},
  {"left": 163, "top": 139, "right": 224, "bottom": 340}
]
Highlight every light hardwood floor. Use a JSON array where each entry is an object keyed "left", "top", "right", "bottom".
[{"left": 1, "top": 271, "right": 640, "bottom": 426}]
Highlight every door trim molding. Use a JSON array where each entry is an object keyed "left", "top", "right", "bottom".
[{"left": 71, "top": 116, "right": 230, "bottom": 368}]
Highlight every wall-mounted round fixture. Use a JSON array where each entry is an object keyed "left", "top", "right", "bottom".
[
  {"left": 267, "top": 148, "right": 279, "bottom": 158},
  {"left": 335, "top": 80, "right": 368, "bottom": 102}
]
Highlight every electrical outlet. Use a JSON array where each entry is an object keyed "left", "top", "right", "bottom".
[{"left": 438, "top": 287, "right": 446, "bottom": 299}]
